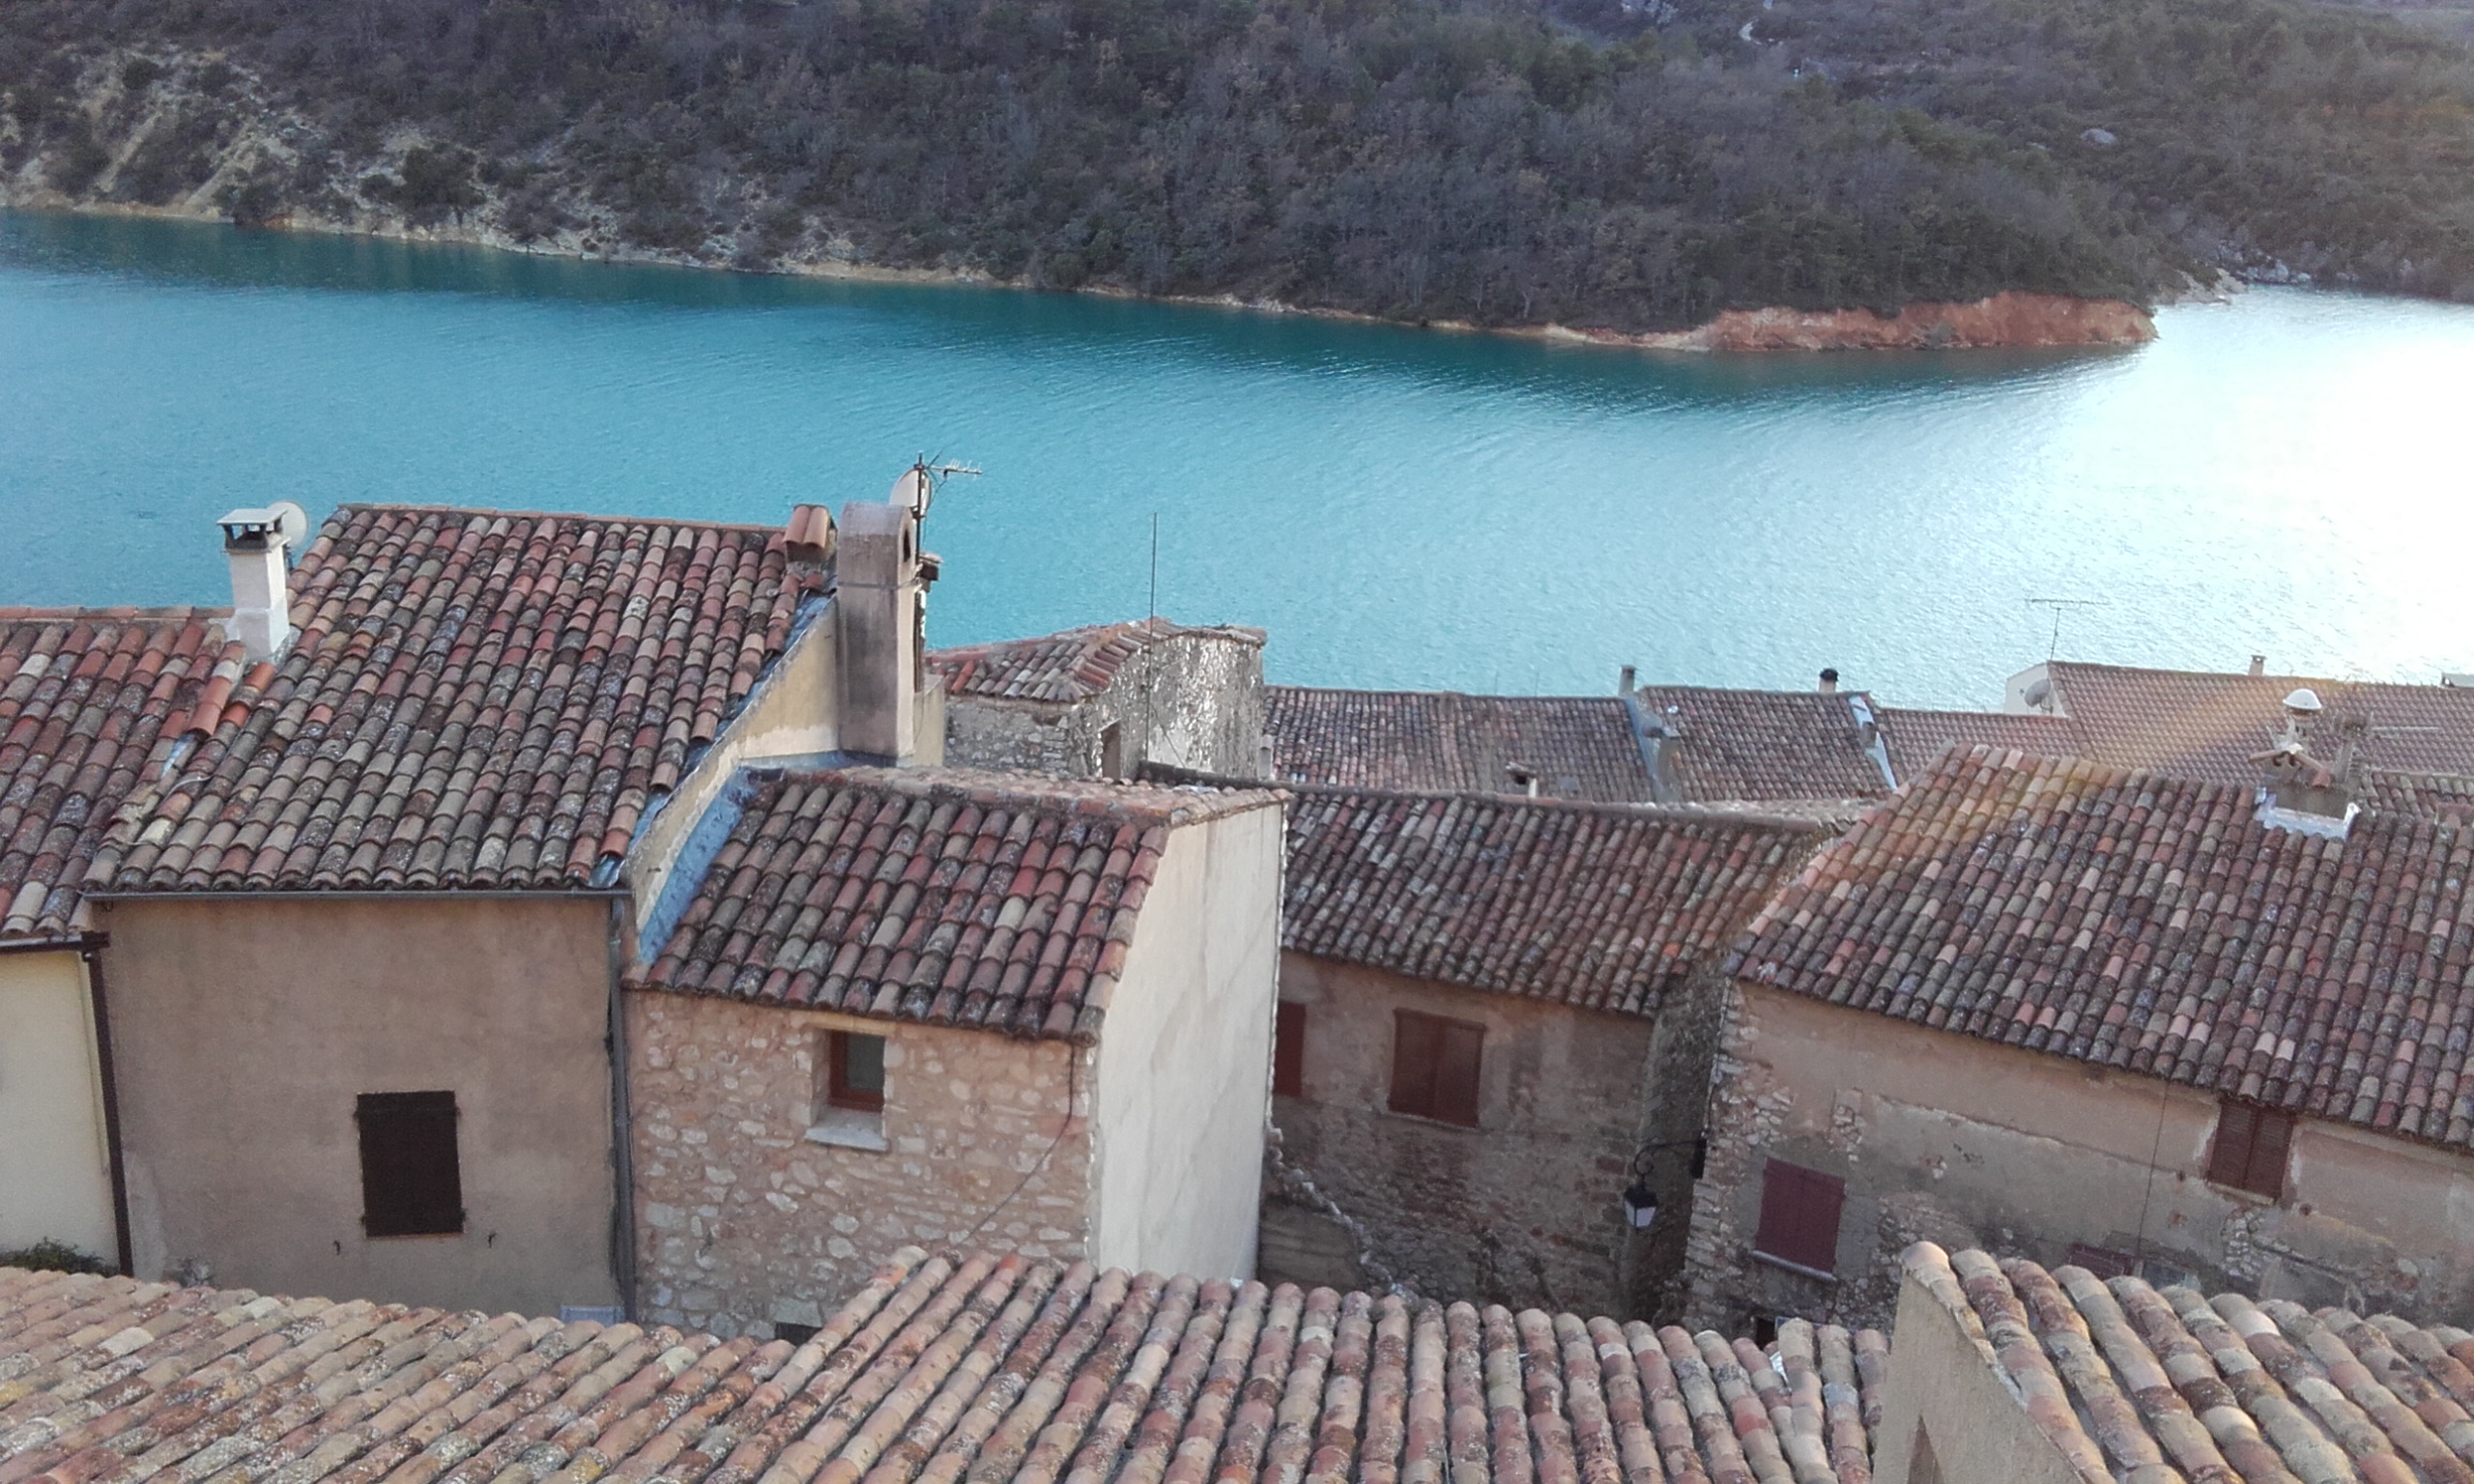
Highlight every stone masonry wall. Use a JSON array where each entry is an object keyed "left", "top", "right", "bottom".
[
  {"left": 628, "top": 990, "right": 1092, "bottom": 1337},
  {"left": 1683, "top": 980, "right": 2474, "bottom": 1334},
  {"left": 943, "top": 630, "right": 1265, "bottom": 781}
]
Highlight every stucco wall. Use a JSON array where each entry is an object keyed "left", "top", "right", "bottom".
[
  {"left": 627, "top": 991, "right": 1092, "bottom": 1337},
  {"left": 1267, "top": 954, "right": 1657, "bottom": 1315},
  {"left": 1088, "top": 803, "right": 1283, "bottom": 1280},
  {"left": 0, "top": 949, "right": 115, "bottom": 1258},
  {"left": 943, "top": 631, "right": 1265, "bottom": 780},
  {"left": 1685, "top": 980, "right": 2474, "bottom": 1332},
  {"left": 1870, "top": 1270, "right": 2085, "bottom": 1484},
  {"left": 96, "top": 896, "right": 621, "bottom": 1314}
]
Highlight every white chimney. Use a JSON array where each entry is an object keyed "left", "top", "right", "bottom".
[
  {"left": 2248, "top": 654, "right": 2266, "bottom": 676},
  {"left": 218, "top": 503, "right": 304, "bottom": 663},
  {"left": 835, "top": 499, "right": 924, "bottom": 762}
]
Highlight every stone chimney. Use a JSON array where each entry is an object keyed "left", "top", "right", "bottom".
[
  {"left": 217, "top": 505, "right": 302, "bottom": 663},
  {"left": 2253, "top": 687, "right": 2359, "bottom": 837},
  {"left": 2248, "top": 653, "right": 2266, "bottom": 676},
  {"left": 1619, "top": 665, "right": 1636, "bottom": 696},
  {"left": 1817, "top": 668, "right": 1839, "bottom": 695},
  {"left": 835, "top": 498, "right": 925, "bottom": 762}
]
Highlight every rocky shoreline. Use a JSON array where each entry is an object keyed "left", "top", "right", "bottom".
[{"left": 4, "top": 191, "right": 2156, "bottom": 353}]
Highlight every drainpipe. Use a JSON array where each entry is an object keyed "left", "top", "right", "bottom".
[
  {"left": 605, "top": 901, "right": 640, "bottom": 1319},
  {"left": 79, "top": 939, "right": 136, "bottom": 1279}
]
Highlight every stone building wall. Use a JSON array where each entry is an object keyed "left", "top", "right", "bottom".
[
  {"left": 943, "top": 630, "right": 1265, "bottom": 780},
  {"left": 1263, "top": 953, "right": 1659, "bottom": 1316},
  {"left": 1683, "top": 980, "right": 2474, "bottom": 1334},
  {"left": 627, "top": 990, "right": 1091, "bottom": 1337}
]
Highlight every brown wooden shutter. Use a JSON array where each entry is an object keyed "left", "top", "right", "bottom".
[
  {"left": 1390, "top": 1012, "right": 1441, "bottom": 1117},
  {"left": 1753, "top": 1159, "right": 1845, "bottom": 1274},
  {"left": 2206, "top": 1101, "right": 2257, "bottom": 1187},
  {"left": 2245, "top": 1108, "right": 2294, "bottom": 1198},
  {"left": 1273, "top": 1003, "right": 1307, "bottom": 1099},
  {"left": 357, "top": 1091, "right": 464, "bottom": 1237},
  {"left": 1432, "top": 1019, "right": 1483, "bottom": 1127}
]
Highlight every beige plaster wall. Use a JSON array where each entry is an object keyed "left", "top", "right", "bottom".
[
  {"left": 627, "top": 991, "right": 1091, "bottom": 1337},
  {"left": 1869, "top": 1271, "right": 2086, "bottom": 1484},
  {"left": 1268, "top": 954, "right": 1657, "bottom": 1315},
  {"left": 97, "top": 896, "right": 620, "bottom": 1314},
  {"left": 1088, "top": 804, "right": 1283, "bottom": 1280},
  {"left": 1686, "top": 981, "right": 2474, "bottom": 1331},
  {"left": 0, "top": 949, "right": 115, "bottom": 1258}
]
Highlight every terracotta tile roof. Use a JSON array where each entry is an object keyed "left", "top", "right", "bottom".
[
  {"left": 1629, "top": 687, "right": 1893, "bottom": 804},
  {"left": 0, "top": 1250, "right": 1888, "bottom": 1484},
  {"left": 2365, "top": 769, "right": 2474, "bottom": 829},
  {"left": 1735, "top": 745, "right": 2474, "bottom": 1150},
  {"left": 1874, "top": 707, "right": 2078, "bottom": 785},
  {"left": 1903, "top": 1241, "right": 2474, "bottom": 1484},
  {"left": 1284, "top": 785, "right": 1832, "bottom": 1017},
  {"left": 1264, "top": 688, "right": 1656, "bottom": 802},
  {"left": 0, "top": 608, "right": 243, "bottom": 940},
  {"left": 632, "top": 767, "right": 1283, "bottom": 1041},
  {"left": 86, "top": 504, "right": 822, "bottom": 895},
  {"left": 930, "top": 620, "right": 1263, "bottom": 705},
  {"left": 2033, "top": 661, "right": 2474, "bottom": 787}
]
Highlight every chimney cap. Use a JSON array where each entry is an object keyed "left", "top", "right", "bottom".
[
  {"left": 2283, "top": 687, "right": 2324, "bottom": 715},
  {"left": 218, "top": 502, "right": 308, "bottom": 554}
]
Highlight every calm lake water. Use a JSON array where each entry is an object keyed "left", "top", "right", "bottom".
[{"left": 5, "top": 210, "right": 2472, "bottom": 706}]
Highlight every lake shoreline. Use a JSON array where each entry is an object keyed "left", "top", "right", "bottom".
[{"left": 1, "top": 194, "right": 2157, "bottom": 353}]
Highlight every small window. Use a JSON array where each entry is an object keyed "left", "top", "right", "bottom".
[
  {"left": 2206, "top": 1099, "right": 2294, "bottom": 1199},
  {"left": 1099, "top": 723, "right": 1126, "bottom": 779},
  {"left": 1752, "top": 1159, "right": 1845, "bottom": 1276},
  {"left": 357, "top": 1091, "right": 464, "bottom": 1238},
  {"left": 1388, "top": 1010, "right": 1482, "bottom": 1127},
  {"left": 824, "top": 1031, "right": 885, "bottom": 1112},
  {"left": 1273, "top": 1003, "right": 1307, "bottom": 1099}
]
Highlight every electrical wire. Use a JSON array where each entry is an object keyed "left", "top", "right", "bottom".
[{"left": 960, "top": 1040, "right": 1082, "bottom": 1245}]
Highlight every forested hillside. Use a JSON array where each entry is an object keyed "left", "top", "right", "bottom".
[{"left": 2, "top": 0, "right": 2469, "bottom": 330}]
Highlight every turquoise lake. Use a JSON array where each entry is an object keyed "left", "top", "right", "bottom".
[{"left": 4, "top": 210, "right": 2472, "bottom": 706}]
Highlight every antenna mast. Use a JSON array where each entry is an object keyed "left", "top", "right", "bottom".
[{"left": 2025, "top": 597, "right": 2103, "bottom": 660}]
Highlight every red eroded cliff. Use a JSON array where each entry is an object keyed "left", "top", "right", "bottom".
[{"left": 1563, "top": 292, "right": 2156, "bottom": 352}]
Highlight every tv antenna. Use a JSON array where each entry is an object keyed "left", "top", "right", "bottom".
[
  {"left": 2026, "top": 597, "right": 2103, "bottom": 660},
  {"left": 891, "top": 454, "right": 982, "bottom": 520}
]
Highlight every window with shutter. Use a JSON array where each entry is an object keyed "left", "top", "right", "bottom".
[
  {"left": 1752, "top": 1159, "right": 1845, "bottom": 1276},
  {"left": 357, "top": 1091, "right": 464, "bottom": 1238},
  {"left": 2207, "top": 1099, "right": 2293, "bottom": 1199},
  {"left": 1388, "top": 1010, "right": 1483, "bottom": 1127},
  {"left": 825, "top": 1031, "right": 886, "bottom": 1112},
  {"left": 1273, "top": 1003, "right": 1307, "bottom": 1099}
]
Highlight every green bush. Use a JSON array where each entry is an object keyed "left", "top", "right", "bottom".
[{"left": 0, "top": 1239, "right": 115, "bottom": 1275}]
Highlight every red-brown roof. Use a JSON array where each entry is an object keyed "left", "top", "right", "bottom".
[
  {"left": 0, "top": 608, "right": 242, "bottom": 940},
  {"left": 1284, "top": 785, "right": 1830, "bottom": 1016},
  {"left": 1265, "top": 688, "right": 1655, "bottom": 801},
  {"left": 929, "top": 619, "right": 1262, "bottom": 705},
  {"left": 1630, "top": 686, "right": 1893, "bottom": 804},
  {"left": 1736, "top": 746, "right": 2474, "bottom": 1150},
  {"left": 2033, "top": 661, "right": 2474, "bottom": 786},
  {"left": 1904, "top": 1241, "right": 2474, "bottom": 1484},
  {"left": 87, "top": 505, "right": 821, "bottom": 895},
  {"left": 1874, "top": 706, "right": 2078, "bottom": 784},
  {"left": 633, "top": 767, "right": 1282, "bottom": 1041},
  {"left": 0, "top": 1250, "right": 1888, "bottom": 1484}
]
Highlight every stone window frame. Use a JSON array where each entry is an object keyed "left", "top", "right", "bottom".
[{"left": 807, "top": 1029, "right": 891, "bottom": 1153}]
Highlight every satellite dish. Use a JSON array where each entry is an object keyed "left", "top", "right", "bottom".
[
  {"left": 268, "top": 500, "right": 311, "bottom": 550},
  {"left": 888, "top": 468, "right": 933, "bottom": 520}
]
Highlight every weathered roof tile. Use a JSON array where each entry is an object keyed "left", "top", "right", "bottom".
[{"left": 930, "top": 621, "right": 1262, "bottom": 706}]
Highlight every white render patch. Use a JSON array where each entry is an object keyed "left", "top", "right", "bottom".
[{"left": 2254, "top": 790, "right": 2358, "bottom": 840}]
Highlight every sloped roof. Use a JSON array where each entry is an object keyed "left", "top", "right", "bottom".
[
  {"left": 87, "top": 504, "right": 821, "bottom": 895},
  {"left": 1874, "top": 706, "right": 2078, "bottom": 784},
  {"left": 0, "top": 1250, "right": 1888, "bottom": 1484},
  {"left": 1630, "top": 686, "right": 1893, "bottom": 803},
  {"left": 632, "top": 767, "right": 1282, "bottom": 1041},
  {"left": 1903, "top": 1241, "right": 2474, "bottom": 1484},
  {"left": 1264, "top": 688, "right": 1655, "bottom": 801},
  {"left": 1735, "top": 746, "right": 2474, "bottom": 1150},
  {"left": 1284, "top": 785, "right": 1830, "bottom": 1016},
  {"left": 2365, "top": 768, "right": 2474, "bottom": 829},
  {"left": 929, "top": 619, "right": 1262, "bottom": 705},
  {"left": 2034, "top": 661, "right": 2474, "bottom": 786},
  {"left": 0, "top": 608, "right": 242, "bottom": 940}
]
